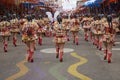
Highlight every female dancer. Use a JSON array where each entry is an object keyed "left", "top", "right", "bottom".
[
  {"left": 103, "top": 23, "right": 114, "bottom": 63},
  {"left": 71, "top": 19, "right": 80, "bottom": 45},
  {"left": 0, "top": 16, "right": 11, "bottom": 52},
  {"left": 53, "top": 27, "right": 66, "bottom": 62},
  {"left": 10, "top": 16, "right": 19, "bottom": 47},
  {"left": 22, "top": 15, "right": 38, "bottom": 62}
]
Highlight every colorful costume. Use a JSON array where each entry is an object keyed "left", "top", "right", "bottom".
[
  {"left": 22, "top": 19, "right": 38, "bottom": 62},
  {"left": 0, "top": 20, "right": 11, "bottom": 52},
  {"left": 70, "top": 19, "right": 80, "bottom": 45},
  {"left": 53, "top": 28, "right": 66, "bottom": 62},
  {"left": 10, "top": 18, "right": 20, "bottom": 47}
]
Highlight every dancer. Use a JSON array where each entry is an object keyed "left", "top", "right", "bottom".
[
  {"left": 53, "top": 14, "right": 66, "bottom": 62},
  {"left": 103, "top": 23, "right": 114, "bottom": 63},
  {"left": 53, "top": 25, "right": 66, "bottom": 62},
  {"left": 71, "top": 19, "right": 80, "bottom": 45},
  {"left": 0, "top": 16, "right": 11, "bottom": 52},
  {"left": 22, "top": 15, "right": 38, "bottom": 62},
  {"left": 10, "top": 14, "right": 20, "bottom": 47}
]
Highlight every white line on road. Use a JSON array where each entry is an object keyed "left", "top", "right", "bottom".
[
  {"left": 102, "top": 48, "right": 120, "bottom": 51},
  {"left": 40, "top": 48, "right": 74, "bottom": 54},
  {"left": 112, "top": 48, "right": 120, "bottom": 50},
  {"left": 115, "top": 42, "right": 120, "bottom": 44}
]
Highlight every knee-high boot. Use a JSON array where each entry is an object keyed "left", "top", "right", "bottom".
[
  {"left": 38, "top": 37, "right": 42, "bottom": 45},
  {"left": 4, "top": 43, "right": 8, "bottom": 52},
  {"left": 96, "top": 40, "right": 99, "bottom": 49},
  {"left": 108, "top": 53, "right": 112, "bottom": 63},
  {"left": 27, "top": 49, "right": 30, "bottom": 61},
  {"left": 104, "top": 49, "right": 107, "bottom": 60},
  {"left": 45, "top": 31, "right": 48, "bottom": 37},
  {"left": 49, "top": 31, "right": 52, "bottom": 37},
  {"left": 99, "top": 41, "right": 102, "bottom": 50},
  {"left": 56, "top": 47, "right": 59, "bottom": 58},
  {"left": 75, "top": 36, "right": 78, "bottom": 45},
  {"left": 60, "top": 51, "right": 63, "bottom": 62},
  {"left": 13, "top": 37, "right": 17, "bottom": 47},
  {"left": 29, "top": 50, "right": 34, "bottom": 62},
  {"left": 34, "top": 41, "right": 37, "bottom": 50},
  {"left": 94, "top": 38, "right": 97, "bottom": 45},
  {"left": 27, "top": 49, "right": 30, "bottom": 54},
  {"left": 85, "top": 34, "right": 88, "bottom": 41}
]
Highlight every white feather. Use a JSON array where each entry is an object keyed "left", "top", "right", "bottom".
[
  {"left": 54, "top": 11, "right": 60, "bottom": 21},
  {"left": 46, "top": 12, "right": 53, "bottom": 22}
]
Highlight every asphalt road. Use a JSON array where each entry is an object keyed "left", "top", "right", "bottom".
[{"left": 0, "top": 32, "right": 120, "bottom": 80}]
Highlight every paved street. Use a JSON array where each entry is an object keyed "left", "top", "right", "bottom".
[{"left": 0, "top": 32, "right": 120, "bottom": 80}]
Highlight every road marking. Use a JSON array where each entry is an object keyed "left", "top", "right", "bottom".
[
  {"left": 68, "top": 53, "right": 92, "bottom": 80},
  {"left": 101, "top": 48, "right": 120, "bottom": 51},
  {"left": 112, "top": 48, "right": 120, "bottom": 50},
  {"left": 6, "top": 59, "right": 29, "bottom": 80},
  {"left": 44, "top": 61, "right": 51, "bottom": 64},
  {"left": 40, "top": 48, "right": 74, "bottom": 54},
  {"left": 115, "top": 42, "right": 120, "bottom": 44},
  {"left": 49, "top": 63, "right": 68, "bottom": 80}
]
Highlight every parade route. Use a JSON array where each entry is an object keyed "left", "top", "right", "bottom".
[
  {"left": 0, "top": 32, "right": 120, "bottom": 80},
  {"left": 0, "top": 0, "right": 120, "bottom": 80}
]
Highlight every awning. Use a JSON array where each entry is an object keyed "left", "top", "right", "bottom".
[
  {"left": 109, "top": 0, "right": 117, "bottom": 3},
  {"left": 38, "top": 2, "right": 45, "bottom": 6},
  {"left": 84, "top": 0, "right": 101, "bottom": 8},
  {"left": 0, "top": 0, "right": 15, "bottom": 5},
  {"left": 0, "top": 0, "right": 38, "bottom": 5},
  {"left": 20, "top": 2, "right": 37, "bottom": 8}
]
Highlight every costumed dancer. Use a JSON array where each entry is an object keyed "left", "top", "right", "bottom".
[
  {"left": 0, "top": 16, "right": 11, "bottom": 52},
  {"left": 92, "top": 20, "right": 99, "bottom": 47},
  {"left": 86, "top": 17, "right": 94, "bottom": 41},
  {"left": 10, "top": 14, "right": 20, "bottom": 47},
  {"left": 64, "top": 20, "right": 70, "bottom": 41},
  {"left": 112, "top": 21, "right": 119, "bottom": 46},
  {"left": 32, "top": 17, "right": 39, "bottom": 50},
  {"left": 44, "top": 19, "right": 49, "bottom": 37},
  {"left": 37, "top": 19, "right": 44, "bottom": 45},
  {"left": 93, "top": 17, "right": 106, "bottom": 49},
  {"left": 90, "top": 18, "right": 94, "bottom": 40},
  {"left": 94, "top": 21, "right": 103, "bottom": 50},
  {"left": 22, "top": 15, "right": 37, "bottom": 62},
  {"left": 54, "top": 14, "right": 66, "bottom": 62},
  {"left": 102, "top": 23, "right": 114, "bottom": 63},
  {"left": 97, "top": 18, "right": 106, "bottom": 50},
  {"left": 83, "top": 21, "right": 90, "bottom": 41},
  {"left": 71, "top": 19, "right": 80, "bottom": 45},
  {"left": 97, "top": 26, "right": 104, "bottom": 50},
  {"left": 90, "top": 21, "right": 96, "bottom": 44}
]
